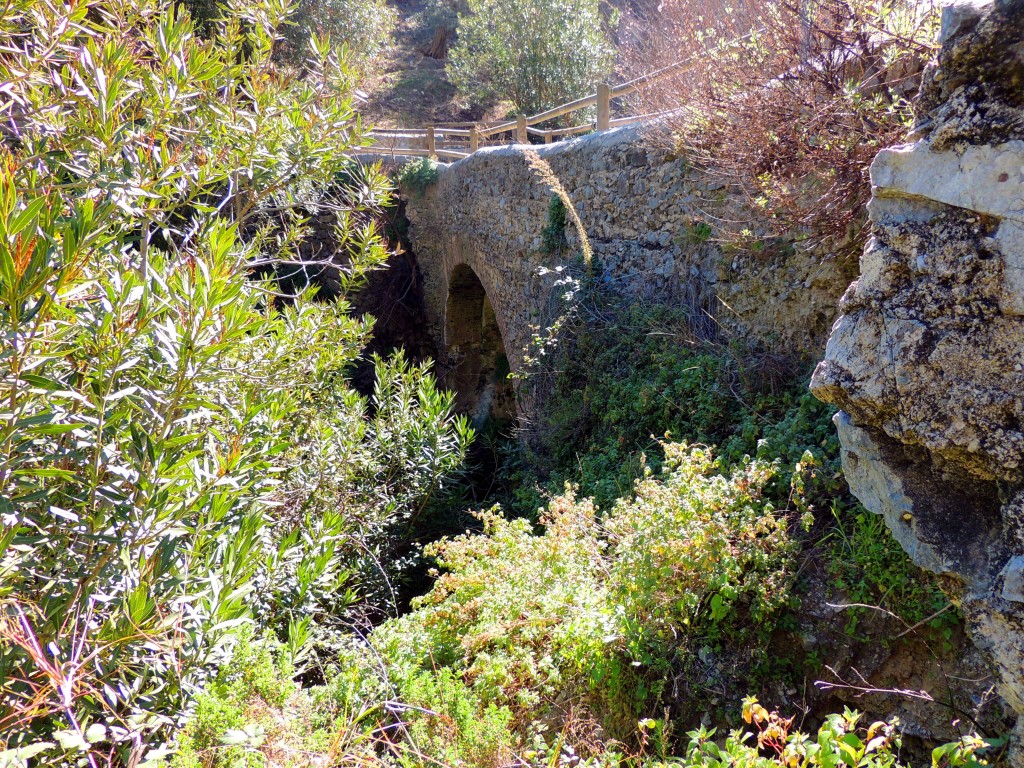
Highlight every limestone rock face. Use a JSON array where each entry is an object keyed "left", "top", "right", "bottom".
[{"left": 811, "top": 0, "right": 1024, "bottom": 757}]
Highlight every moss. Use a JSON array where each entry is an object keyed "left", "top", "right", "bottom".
[{"left": 540, "top": 194, "right": 568, "bottom": 253}]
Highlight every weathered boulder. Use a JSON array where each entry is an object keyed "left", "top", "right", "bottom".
[{"left": 811, "top": 0, "right": 1024, "bottom": 759}]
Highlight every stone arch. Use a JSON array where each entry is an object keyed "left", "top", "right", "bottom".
[{"left": 444, "top": 264, "right": 515, "bottom": 426}]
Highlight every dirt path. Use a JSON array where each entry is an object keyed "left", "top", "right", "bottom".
[{"left": 359, "top": 0, "right": 462, "bottom": 129}]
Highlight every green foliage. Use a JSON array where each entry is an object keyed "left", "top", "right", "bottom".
[
  {"left": 448, "top": 292, "right": 966, "bottom": 759},
  {"left": 675, "top": 221, "right": 714, "bottom": 248},
  {"left": 373, "top": 496, "right": 612, "bottom": 734},
  {"left": 930, "top": 733, "right": 1006, "bottom": 768},
  {"left": 172, "top": 630, "right": 294, "bottom": 768},
  {"left": 541, "top": 195, "right": 568, "bottom": 253},
  {"left": 447, "top": 0, "right": 616, "bottom": 118},
  {"left": 278, "top": 0, "right": 397, "bottom": 70},
  {"left": 371, "top": 444, "right": 809, "bottom": 754},
  {"left": 677, "top": 699, "right": 908, "bottom": 768},
  {"left": 526, "top": 299, "right": 841, "bottom": 514},
  {"left": 182, "top": 0, "right": 396, "bottom": 68},
  {"left": 0, "top": 0, "right": 469, "bottom": 761},
  {"left": 399, "top": 668, "right": 517, "bottom": 768},
  {"left": 827, "top": 508, "right": 959, "bottom": 641},
  {"left": 608, "top": 445, "right": 798, "bottom": 660},
  {"left": 394, "top": 157, "right": 441, "bottom": 197}
]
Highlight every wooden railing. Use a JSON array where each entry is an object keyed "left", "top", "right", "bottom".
[{"left": 364, "top": 54, "right": 707, "bottom": 161}]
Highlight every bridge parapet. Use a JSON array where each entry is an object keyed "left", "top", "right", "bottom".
[{"left": 402, "top": 123, "right": 855, "bottom": 422}]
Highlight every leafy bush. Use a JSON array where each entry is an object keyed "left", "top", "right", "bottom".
[
  {"left": 394, "top": 157, "right": 441, "bottom": 197},
  {"left": 0, "top": 0, "right": 469, "bottom": 762},
  {"left": 183, "top": 0, "right": 396, "bottom": 69},
  {"left": 676, "top": 698, "right": 1002, "bottom": 768},
  {"left": 278, "top": 0, "right": 397, "bottom": 69},
  {"left": 447, "top": 0, "right": 616, "bottom": 118},
  {"left": 373, "top": 496, "right": 614, "bottom": 739},
  {"left": 468, "top": 291, "right": 971, "bottom": 758},
  {"left": 399, "top": 668, "right": 517, "bottom": 768},
  {"left": 678, "top": 699, "right": 908, "bottom": 768},
  {"left": 370, "top": 443, "right": 810, "bottom": 756},
  {"left": 172, "top": 630, "right": 295, "bottom": 768},
  {"left": 608, "top": 444, "right": 798, "bottom": 661}
]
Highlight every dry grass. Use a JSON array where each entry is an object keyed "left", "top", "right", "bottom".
[{"left": 523, "top": 148, "right": 594, "bottom": 272}]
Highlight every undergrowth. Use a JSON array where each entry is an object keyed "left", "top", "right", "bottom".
[
  {"left": 827, "top": 509, "right": 958, "bottom": 643},
  {"left": 393, "top": 157, "right": 440, "bottom": 197},
  {"left": 507, "top": 299, "right": 842, "bottom": 515},
  {"left": 172, "top": 633, "right": 1005, "bottom": 768},
  {"left": 303, "top": 292, "right": 977, "bottom": 765},
  {"left": 157, "top": 291, "right": 999, "bottom": 767}
]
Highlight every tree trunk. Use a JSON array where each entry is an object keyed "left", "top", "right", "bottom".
[{"left": 424, "top": 25, "right": 453, "bottom": 59}]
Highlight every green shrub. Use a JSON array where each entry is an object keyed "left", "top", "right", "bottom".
[
  {"left": 290, "top": 0, "right": 397, "bottom": 65},
  {"left": 677, "top": 699, "right": 1001, "bottom": 768},
  {"left": 183, "top": 0, "right": 396, "bottom": 69},
  {"left": 172, "top": 631, "right": 294, "bottom": 768},
  {"left": 447, "top": 0, "right": 616, "bottom": 118},
  {"left": 373, "top": 497, "right": 615, "bottom": 734},
  {"left": 400, "top": 668, "right": 517, "bottom": 768},
  {"left": 677, "top": 699, "right": 909, "bottom": 768},
  {"left": 279, "top": 0, "right": 397, "bottom": 70},
  {"left": 608, "top": 444, "right": 798, "bottom": 662},
  {"left": 675, "top": 220, "right": 714, "bottom": 247},
  {"left": 371, "top": 443, "right": 812, "bottom": 755},
  {"left": 525, "top": 298, "right": 837, "bottom": 514},
  {"left": 394, "top": 157, "right": 441, "bottom": 197},
  {"left": 469, "top": 290, "right": 966, "bottom": 758}
]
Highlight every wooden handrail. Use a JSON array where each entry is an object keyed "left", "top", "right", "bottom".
[
  {"left": 523, "top": 92, "right": 599, "bottom": 127},
  {"left": 368, "top": 35, "right": 755, "bottom": 161}
]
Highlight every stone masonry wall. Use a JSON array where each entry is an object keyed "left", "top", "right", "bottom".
[
  {"left": 810, "top": 0, "right": 1024, "bottom": 760},
  {"left": 402, "top": 124, "right": 858, "bottom": 389}
]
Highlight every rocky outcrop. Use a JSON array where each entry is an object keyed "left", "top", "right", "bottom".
[{"left": 810, "top": 0, "right": 1024, "bottom": 758}]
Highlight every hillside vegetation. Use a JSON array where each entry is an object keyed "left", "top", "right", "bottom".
[{"left": 0, "top": 0, "right": 1013, "bottom": 767}]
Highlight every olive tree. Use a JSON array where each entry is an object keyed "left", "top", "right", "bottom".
[
  {"left": 183, "top": 0, "right": 396, "bottom": 68},
  {"left": 278, "top": 0, "right": 397, "bottom": 68},
  {"left": 447, "top": 0, "right": 617, "bottom": 118}
]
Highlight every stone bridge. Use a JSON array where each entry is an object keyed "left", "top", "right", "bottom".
[{"left": 399, "top": 125, "right": 855, "bottom": 425}]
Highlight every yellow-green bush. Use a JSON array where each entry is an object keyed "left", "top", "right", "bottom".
[
  {"left": 608, "top": 445, "right": 797, "bottom": 660},
  {"left": 369, "top": 443, "right": 811, "bottom": 758}
]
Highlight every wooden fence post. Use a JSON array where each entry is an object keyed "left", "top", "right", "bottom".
[
  {"left": 597, "top": 82, "right": 611, "bottom": 131},
  {"left": 516, "top": 114, "right": 527, "bottom": 144},
  {"left": 426, "top": 126, "right": 436, "bottom": 159},
  {"left": 470, "top": 125, "right": 479, "bottom": 153}
]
